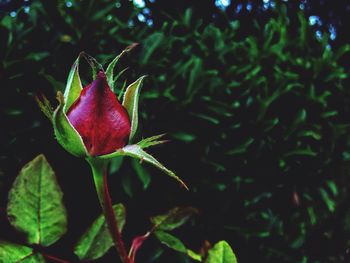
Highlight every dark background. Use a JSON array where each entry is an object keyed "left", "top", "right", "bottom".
[{"left": 1, "top": 0, "right": 350, "bottom": 262}]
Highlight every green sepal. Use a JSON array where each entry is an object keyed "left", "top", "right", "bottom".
[
  {"left": 63, "top": 54, "right": 83, "bottom": 113},
  {"left": 205, "top": 241, "right": 238, "bottom": 263},
  {"left": 7, "top": 155, "right": 67, "bottom": 247},
  {"left": 118, "top": 79, "right": 128, "bottom": 101},
  {"left": 105, "top": 49, "right": 128, "bottom": 91},
  {"left": 106, "top": 44, "right": 139, "bottom": 91},
  {"left": 115, "top": 68, "right": 129, "bottom": 90},
  {"left": 35, "top": 94, "right": 54, "bottom": 122},
  {"left": 74, "top": 203, "right": 126, "bottom": 261},
  {"left": 122, "top": 76, "right": 147, "bottom": 142},
  {"left": 98, "top": 144, "right": 188, "bottom": 190},
  {"left": 137, "top": 134, "right": 168, "bottom": 149},
  {"left": 0, "top": 241, "right": 45, "bottom": 263},
  {"left": 53, "top": 92, "right": 88, "bottom": 157},
  {"left": 80, "top": 52, "right": 103, "bottom": 79}
]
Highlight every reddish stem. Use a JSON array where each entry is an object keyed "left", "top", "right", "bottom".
[
  {"left": 90, "top": 159, "right": 131, "bottom": 263},
  {"left": 42, "top": 253, "right": 70, "bottom": 263},
  {"left": 103, "top": 173, "right": 130, "bottom": 263}
]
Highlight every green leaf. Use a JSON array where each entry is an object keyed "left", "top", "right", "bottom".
[
  {"left": 121, "top": 172, "right": 134, "bottom": 197},
  {"left": 283, "top": 148, "right": 317, "bottom": 158},
  {"left": 171, "top": 132, "right": 196, "bottom": 143},
  {"left": 335, "top": 44, "right": 350, "bottom": 60},
  {"left": 0, "top": 241, "right": 45, "bottom": 263},
  {"left": 141, "top": 32, "right": 164, "bottom": 64},
  {"left": 186, "top": 57, "right": 203, "bottom": 101},
  {"left": 307, "top": 207, "right": 317, "bottom": 225},
  {"left": 154, "top": 231, "right": 187, "bottom": 253},
  {"left": 319, "top": 188, "right": 336, "bottom": 212},
  {"left": 7, "top": 155, "right": 67, "bottom": 247},
  {"left": 129, "top": 206, "right": 198, "bottom": 261},
  {"left": 191, "top": 112, "right": 220, "bottom": 125},
  {"left": 327, "top": 180, "right": 338, "bottom": 196},
  {"left": 63, "top": 54, "right": 83, "bottom": 112},
  {"left": 206, "top": 241, "right": 238, "bottom": 263},
  {"left": 109, "top": 156, "right": 124, "bottom": 174},
  {"left": 91, "top": 3, "right": 115, "bottom": 21},
  {"left": 40, "top": 73, "right": 65, "bottom": 92},
  {"left": 122, "top": 76, "right": 146, "bottom": 142},
  {"left": 74, "top": 203, "right": 126, "bottom": 261},
  {"left": 187, "top": 249, "right": 202, "bottom": 261},
  {"left": 99, "top": 144, "right": 188, "bottom": 190},
  {"left": 25, "top": 51, "right": 50, "bottom": 61},
  {"left": 226, "top": 138, "right": 254, "bottom": 155},
  {"left": 132, "top": 158, "right": 151, "bottom": 189},
  {"left": 53, "top": 92, "right": 87, "bottom": 157},
  {"left": 154, "top": 231, "right": 201, "bottom": 260},
  {"left": 150, "top": 207, "right": 198, "bottom": 231}
]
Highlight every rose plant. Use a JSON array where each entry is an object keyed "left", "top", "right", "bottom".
[
  {"left": 0, "top": 47, "right": 237, "bottom": 263},
  {"left": 38, "top": 47, "right": 188, "bottom": 263}
]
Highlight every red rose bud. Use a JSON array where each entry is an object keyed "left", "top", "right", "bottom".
[{"left": 67, "top": 71, "right": 131, "bottom": 156}]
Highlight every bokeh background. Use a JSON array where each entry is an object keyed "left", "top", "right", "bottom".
[{"left": 1, "top": 0, "right": 350, "bottom": 262}]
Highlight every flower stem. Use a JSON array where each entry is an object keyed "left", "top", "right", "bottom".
[
  {"left": 88, "top": 158, "right": 130, "bottom": 263},
  {"left": 41, "top": 253, "right": 70, "bottom": 263}
]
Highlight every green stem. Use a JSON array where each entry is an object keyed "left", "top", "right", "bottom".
[{"left": 88, "top": 158, "right": 130, "bottom": 263}]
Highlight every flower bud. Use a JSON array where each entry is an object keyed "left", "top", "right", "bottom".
[
  {"left": 37, "top": 52, "right": 186, "bottom": 189},
  {"left": 67, "top": 71, "right": 131, "bottom": 156}
]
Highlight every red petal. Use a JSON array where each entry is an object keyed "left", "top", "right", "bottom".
[{"left": 67, "top": 71, "right": 131, "bottom": 156}]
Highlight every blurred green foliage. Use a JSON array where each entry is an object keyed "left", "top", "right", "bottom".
[{"left": 1, "top": 0, "right": 350, "bottom": 262}]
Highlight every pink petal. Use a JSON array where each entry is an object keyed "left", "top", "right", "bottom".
[{"left": 67, "top": 71, "right": 131, "bottom": 156}]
